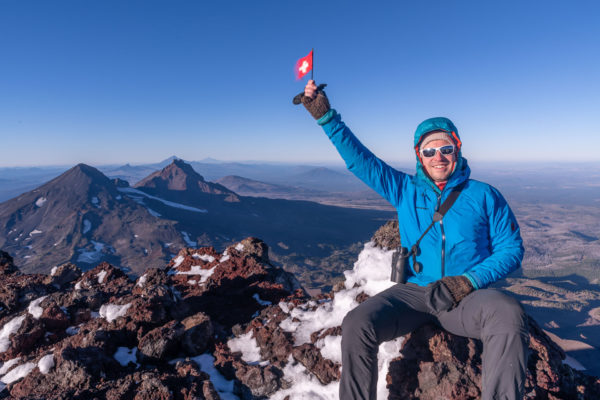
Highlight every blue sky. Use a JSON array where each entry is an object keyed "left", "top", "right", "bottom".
[{"left": 1, "top": 0, "right": 599, "bottom": 166}]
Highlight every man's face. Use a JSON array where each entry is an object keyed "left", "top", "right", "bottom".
[{"left": 420, "top": 139, "right": 457, "bottom": 182}]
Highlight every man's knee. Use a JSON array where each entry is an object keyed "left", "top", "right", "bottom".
[
  {"left": 479, "top": 290, "right": 527, "bottom": 336},
  {"left": 342, "top": 305, "right": 377, "bottom": 343}
]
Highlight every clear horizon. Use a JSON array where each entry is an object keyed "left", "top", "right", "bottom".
[{"left": 1, "top": 1, "right": 599, "bottom": 167}]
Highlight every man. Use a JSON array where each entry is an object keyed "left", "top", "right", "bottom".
[{"left": 298, "top": 80, "right": 528, "bottom": 400}]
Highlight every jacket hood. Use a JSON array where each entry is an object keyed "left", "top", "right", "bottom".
[{"left": 413, "top": 117, "right": 467, "bottom": 192}]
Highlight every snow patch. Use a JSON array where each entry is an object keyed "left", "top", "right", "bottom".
[
  {"left": 176, "top": 266, "right": 216, "bottom": 283},
  {"left": 0, "top": 358, "right": 20, "bottom": 375},
  {"left": 35, "top": 197, "right": 47, "bottom": 207},
  {"left": 99, "top": 303, "right": 132, "bottom": 323},
  {"left": 227, "top": 331, "right": 265, "bottom": 365},
  {"left": 191, "top": 354, "right": 239, "bottom": 400},
  {"left": 193, "top": 253, "right": 215, "bottom": 262},
  {"left": 271, "top": 242, "right": 401, "bottom": 400},
  {"left": 146, "top": 208, "right": 161, "bottom": 217},
  {"left": 118, "top": 187, "right": 208, "bottom": 213},
  {"left": 28, "top": 296, "right": 48, "bottom": 319},
  {"left": 137, "top": 273, "right": 147, "bottom": 287},
  {"left": 91, "top": 196, "right": 100, "bottom": 207},
  {"left": 114, "top": 347, "right": 139, "bottom": 368},
  {"left": 0, "top": 315, "right": 26, "bottom": 352},
  {"left": 29, "top": 229, "right": 43, "bottom": 237},
  {"left": 96, "top": 270, "right": 107, "bottom": 284},
  {"left": 235, "top": 243, "right": 244, "bottom": 251},
  {"left": 564, "top": 355, "right": 586, "bottom": 370},
  {"left": 83, "top": 219, "right": 92, "bottom": 234},
  {"left": 50, "top": 266, "right": 58, "bottom": 276},
  {"left": 77, "top": 240, "right": 105, "bottom": 263},
  {"left": 0, "top": 362, "right": 35, "bottom": 384},
  {"left": 38, "top": 354, "right": 54, "bottom": 374},
  {"left": 66, "top": 326, "right": 80, "bottom": 335},
  {"left": 270, "top": 355, "right": 338, "bottom": 400},
  {"left": 173, "top": 255, "right": 185, "bottom": 268},
  {"left": 253, "top": 293, "right": 271, "bottom": 306},
  {"left": 181, "top": 231, "right": 197, "bottom": 247}
]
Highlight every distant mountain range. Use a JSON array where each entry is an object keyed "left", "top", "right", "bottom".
[
  {"left": 0, "top": 164, "right": 186, "bottom": 275},
  {"left": 215, "top": 175, "right": 324, "bottom": 198},
  {"left": 0, "top": 160, "right": 393, "bottom": 286}
]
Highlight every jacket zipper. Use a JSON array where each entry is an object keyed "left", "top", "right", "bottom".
[
  {"left": 435, "top": 193, "right": 445, "bottom": 277},
  {"left": 440, "top": 220, "right": 446, "bottom": 277}
]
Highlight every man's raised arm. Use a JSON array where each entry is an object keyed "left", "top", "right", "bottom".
[{"left": 297, "top": 80, "right": 409, "bottom": 208}]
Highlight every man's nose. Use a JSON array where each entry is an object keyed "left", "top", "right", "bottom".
[{"left": 433, "top": 150, "right": 445, "bottom": 160}]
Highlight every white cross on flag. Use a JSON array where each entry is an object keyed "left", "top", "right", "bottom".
[{"left": 294, "top": 50, "right": 313, "bottom": 80}]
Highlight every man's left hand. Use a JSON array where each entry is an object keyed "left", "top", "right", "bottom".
[{"left": 425, "top": 276, "right": 474, "bottom": 314}]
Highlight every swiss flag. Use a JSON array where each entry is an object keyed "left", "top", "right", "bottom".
[{"left": 295, "top": 50, "right": 313, "bottom": 80}]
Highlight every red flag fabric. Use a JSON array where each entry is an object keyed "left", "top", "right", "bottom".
[{"left": 295, "top": 50, "right": 313, "bottom": 80}]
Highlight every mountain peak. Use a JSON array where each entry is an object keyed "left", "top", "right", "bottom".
[
  {"left": 134, "top": 160, "right": 238, "bottom": 200},
  {"left": 50, "top": 163, "right": 113, "bottom": 190},
  {"left": 135, "top": 160, "right": 205, "bottom": 191}
]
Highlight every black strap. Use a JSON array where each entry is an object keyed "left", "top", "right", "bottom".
[{"left": 410, "top": 182, "right": 465, "bottom": 272}]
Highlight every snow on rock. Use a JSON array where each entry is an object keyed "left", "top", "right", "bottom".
[
  {"left": 114, "top": 347, "right": 139, "bottom": 368},
  {"left": 27, "top": 296, "right": 48, "bottom": 319},
  {"left": 235, "top": 243, "right": 244, "bottom": 251},
  {"left": 253, "top": 293, "right": 271, "bottom": 306},
  {"left": 50, "top": 266, "right": 58, "bottom": 276},
  {"left": 176, "top": 266, "right": 216, "bottom": 283},
  {"left": 271, "top": 241, "right": 402, "bottom": 400},
  {"left": 315, "top": 335, "right": 342, "bottom": 364},
  {"left": 146, "top": 208, "right": 161, "bottom": 217},
  {"left": 219, "top": 254, "right": 230, "bottom": 263},
  {"left": 96, "top": 270, "right": 108, "bottom": 284},
  {"left": 564, "top": 355, "right": 587, "bottom": 371},
  {"left": 29, "top": 229, "right": 43, "bottom": 237},
  {"left": 192, "top": 253, "right": 216, "bottom": 262},
  {"left": 99, "top": 303, "right": 132, "bottom": 323},
  {"left": 35, "top": 197, "right": 47, "bottom": 207},
  {"left": 0, "top": 358, "right": 21, "bottom": 375},
  {"left": 270, "top": 355, "right": 338, "bottom": 400},
  {"left": 38, "top": 354, "right": 54, "bottom": 374},
  {"left": 192, "top": 354, "right": 239, "bottom": 400},
  {"left": 0, "top": 315, "right": 26, "bottom": 352},
  {"left": 342, "top": 241, "right": 396, "bottom": 296},
  {"left": 118, "top": 187, "right": 208, "bottom": 213},
  {"left": 66, "top": 326, "right": 80, "bottom": 335},
  {"left": 74, "top": 281, "right": 83, "bottom": 290},
  {"left": 136, "top": 273, "right": 147, "bottom": 287},
  {"left": 181, "top": 231, "right": 197, "bottom": 247},
  {"left": 0, "top": 362, "right": 36, "bottom": 384},
  {"left": 77, "top": 240, "right": 105, "bottom": 263},
  {"left": 82, "top": 219, "right": 92, "bottom": 234},
  {"left": 227, "top": 331, "right": 266, "bottom": 365},
  {"left": 173, "top": 255, "right": 185, "bottom": 268}
]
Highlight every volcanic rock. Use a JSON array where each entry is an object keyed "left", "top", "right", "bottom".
[{"left": 1, "top": 228, "right": 599, "bottom": 399}]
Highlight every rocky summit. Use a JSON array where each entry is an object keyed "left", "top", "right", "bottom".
[{"left": 0, "top": 227, "right": 599, "bottom": 399}]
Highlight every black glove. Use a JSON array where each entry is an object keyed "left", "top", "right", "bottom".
[
  {"left": 293, "top": 83, "right": 330, "bottom": 120},
  {"left": 425, "top": 276, "right": 474, "bottom": 314}
]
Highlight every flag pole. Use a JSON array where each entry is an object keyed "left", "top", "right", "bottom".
[{"left": 311, "top": 48, "right": 314, "bottom": 81}]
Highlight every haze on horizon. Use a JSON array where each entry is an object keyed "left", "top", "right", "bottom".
[{"left": 1, "top": 1, "right": 599, "bottom": 167}]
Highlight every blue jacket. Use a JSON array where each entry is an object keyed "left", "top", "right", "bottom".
[{"left": 318, "top": 110, "right": 524, "bottom": 289}]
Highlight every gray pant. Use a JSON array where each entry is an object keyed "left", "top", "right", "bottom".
[{"left": 340, "top": 283, "right": 528, "bottom": 400}]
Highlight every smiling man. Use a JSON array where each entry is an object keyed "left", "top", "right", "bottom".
[{"left": 297, "top": 80, "right": 528, "bottom": 400}]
